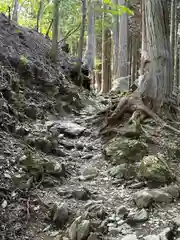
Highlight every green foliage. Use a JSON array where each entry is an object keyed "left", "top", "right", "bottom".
[
  {"left": 0, "top": 0, "right": 133, "bottom": 56},
  {"left": 19, "top": 55, "right": 28, "bottom": 66},
  {"left": 99, "top": 0, "right": 134, "bottom": 16},
  {"left": 95, "top": 57, "right": 101, "bottom": 68}
]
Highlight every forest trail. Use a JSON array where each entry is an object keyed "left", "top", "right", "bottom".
[
  {"left": 22, "top": 105, "right": 180, "bottom": 240},
  {"left": 1, "top": 12, "right": 180, "bottom": 240}
]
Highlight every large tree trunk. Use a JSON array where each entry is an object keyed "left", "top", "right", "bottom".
[
  {"left": 111, "top": 0, "right": 129, "bottom": 92},
  {"left": 117, "top": 0, "right": 128, "bottom": 77},
  {"left": 12, "top": 0, "right": 19, "bottom": 23},
  {"left": 82, "top": 0, "right": 96, "bottom": 74},
  {"left": 51, "top": 0, "right": 60, "bottom": 62},
  {"left": 173, "top": 0, "right": 178, "bottom": 88},
  {"left": 139, "top": 0, "right": 172, "bottom": 111},
  {"left": 170, "top": 0, "right": 176, "bottom": 85}
]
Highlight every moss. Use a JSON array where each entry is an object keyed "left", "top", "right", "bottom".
[
  {"left": 104, "top": 137, "right": 148, "bottom": 165},
  {"left": 138, "top": 155, "right": 174, "bottom": 184}
]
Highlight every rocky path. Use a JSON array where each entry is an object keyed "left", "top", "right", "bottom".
[
  {"left": 22, "top": 108, "right": 180, "bottom": 240},
  {"left": 1, "top": 96, "right": 180, "bottom": 240}
]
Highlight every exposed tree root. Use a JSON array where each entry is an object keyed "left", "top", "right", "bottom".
[{"left": 100, "top": 91, "right": 180, "bottom": 135}]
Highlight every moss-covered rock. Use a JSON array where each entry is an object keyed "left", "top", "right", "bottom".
[
  {"left": 119, "top": 124, "right": 141, "bottom": 138},
  {"left": 104, "top": 137, "right": 148, "bottom": 165},
  {"left": 19, "top": 153, "right": 65, "bottom": 177},
  {"left": 138, "top": 155, "right": 174, "bottom": 184},
  {"left": 108, "top": 164, "right": 137, "bottom": 179}
]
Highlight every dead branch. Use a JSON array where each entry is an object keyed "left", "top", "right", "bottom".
[
  {"left": 58, "top": 23, "right": 81, "bottom": 45},
  {"left": 45, "top": 19, "right": 53, "bottom": 38}
]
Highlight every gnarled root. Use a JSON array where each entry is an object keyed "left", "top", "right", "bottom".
[{"left": 100, "top": 91, "right": 180, "bottom": 135}]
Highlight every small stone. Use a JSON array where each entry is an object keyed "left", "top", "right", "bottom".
[
  {"left": 24, "top": 104, "right": 37, "bottom": 120},
  {"left": 76, "top": 142, "right": 84, "bottom": 150},
  {"left": 87, "top": 233, "right": 98, "bottom": 240},
  {"left": 60, "top": 140, "right": 74, "bottom": 149},
  {"left": 108, "top": 164, "right": 136, "bottom": 179},
  {"left": 82, "top": 167, "right": 98, "bottom": 177},
  {"left": 97, "top": 208, "right": 107, "bottom": 220},
  {"left": 1, "top": 200, "right": 7, "bottom": 208},
  {"left": 107, "top": 223, "right": 117, "bottom": 228},
  {"left": 150, "top": 189, "right": 172, "bottom": 203},
  {"left": 15, "top": 126, "right": 29, "bottom": 136},
  {"left": 109, "top": 214, "right": 116, "bottom": 222},
  {"left": 134, "top": 190, "right": 153, "bottom": 208},
  {"left": 51, "top": 203, "right": 69, "bottom": 228},
  {"left": 162, "top": 184, "right": 179, "bottom": 199},
  {"left": 77, "top": 220, "right": 90, "bottom": 240},
  {"left": 96, "top": 219, "right": 108, "bottom": 234},
  {"left": 144, "top": 235, "right": 159, "bottom": 240},
  {"left": 72, "top": 188, "right": 90, "bottom": 200},
  {"left": 117, "top": 220, "right": 124, "bottom": 225},
  {"left": 158, "top": 227, "right": 171, "bottom": 239},
  {"left": 127, "top": 209, "right": 149, "bottom": 225},
  {"left": 129, "top": 182, "right": 145, "bottom": 189},
  {"left": 69, "top": 216, "right": 82, "bottom": 240},
  {"left": 55, "top": 147, "right": 67, "bottom": 157},
  {"left": 108, "top": 227, "right": 121, "bottom": 234},
  {"left": 79, "top": 175, "right": 96, "bottom": 181},
  {"left": 173, "top": 216, "right": 180, "bottom": 226},
  {"left": 81, "top": 154, "right": 93, "bottom": 160},
  {"left": 116, "top": 205, "right": 129, "bottom": 216},
  {"left": 121, "top": 234, "right": 138, "bottom": 240}
]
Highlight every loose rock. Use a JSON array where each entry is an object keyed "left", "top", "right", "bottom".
[
  {"left": 72, "top": 188, "right": 91, "bottom": 201},
  {"left": 134, "top": 190, "right": 153, "bottom": 208},
  {"left": 121, "top": 234, "right": 138, "bottom": 240},
  {"left": 50, "top": 203, "right": 69, "bottom": 228},
  {"left": 77, "top": 220, "right": 91, "bottom": 240}
]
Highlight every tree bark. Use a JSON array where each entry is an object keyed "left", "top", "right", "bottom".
[
  {"left": 101, "top": 28, "right": 112, "bottom": 93},
  {"left": 36, "top": 0, "right": 44, "bottom": 32},
  {"left": 78, "top": 0, "right": 87, "bottom": 84},
  {"left": 170, "top": 0, "right": 176, "bottom": 85},
  {"left": 112, "top": 0, "right": 119, "bottom": 79},
  {"left": 139, "top": 0, "right": 172, "bottom": 111},
  {"left": 82, "top": 0, "right": 96, "bottom": 74},
  {"left": 117, "top": 0, "right": 129, "bottom": 77},
  {"left": 51, "top": 0, "right": 60, "bottom": 62},
  {"left": 12, "top": 0, "right": 19, "bottom": 23}
]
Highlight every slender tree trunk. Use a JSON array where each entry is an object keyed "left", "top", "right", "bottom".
[
  {"left": 139, "top": 0, "right": 172, "bottom": 111},
  {"left": 101, "top": 28, "right": 112, "bottom": 93},
  {"left": 112, "top": 0, "right": 119, "bottom": 79},
  {"left": 36, "top": 0, "right": 44, "bottom": 32},
  {"left": 131, "top": 35, "right": 137, "bottom": 83},
  {"left": 78, "top": 0, "right": 87, "bottom": 84},
  {"left": 83, "top": 0, "right": 96, "bottom": 74},
  {"left": 45, "top": 19, "right": 53, "bottom": 38},
  {"left": 173, "top": 0, "right": 178, "bottom": 88},
  {"left": 117, "top": 0, "right": 128, "bottom": 77},
  {"left": 12, "top": 0, "right": 19, "bottom": 23},
  {"left": 140, "top": 0, "right": 149, "bottom": 75},
  {"left": 51, "top": 0, "right": 60, "bottom": 62},
  {"left": 170, "top": 0, "right": 176, "bottom": 84}
]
